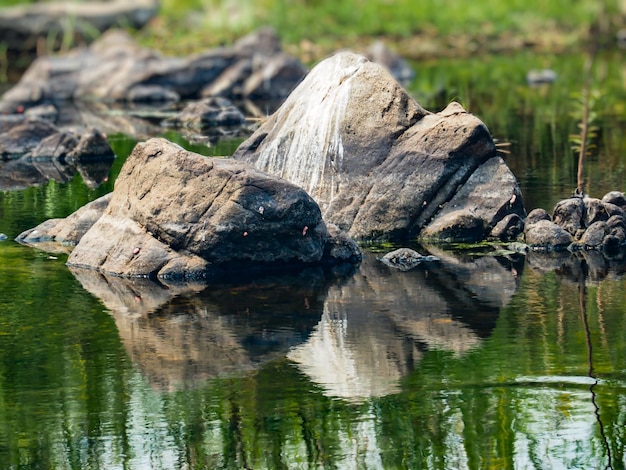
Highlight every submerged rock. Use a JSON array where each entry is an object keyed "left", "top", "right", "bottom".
[
  {"left": 379, "top": 248, "right": 439, "bottom": 271},
  {"left": 21, "top": 138, "right": 361, "bottom": 279},
  {"left": 233, "top": 51, "right": 525, "bottom": 242}
]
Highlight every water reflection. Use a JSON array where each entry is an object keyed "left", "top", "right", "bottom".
[
  {"left": 69, "top": 265, "right": 354, "bottom": 391},
  {"left": 70, "top": 249, "right": 520, "bottom": 400}
]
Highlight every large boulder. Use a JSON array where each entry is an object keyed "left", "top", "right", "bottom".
[
  {"left": 0, "top": 27, "right": 307, "bottom": 112},
  {"left": 233, "top": 51, "right": 525, "bottom": 242},
  {"left": 47, "top": 138, "right": 362, "bottom": 279}
]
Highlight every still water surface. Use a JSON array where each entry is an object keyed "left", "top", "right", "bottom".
[{"left": 1, "top": 51, "right": 626, "bottom": 469}]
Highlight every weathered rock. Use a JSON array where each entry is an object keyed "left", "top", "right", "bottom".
[
  {"left": 573, "top": 221, "right": 609, "bottom": 249},
  {"left": 525, "top": 208, "right": 551, "bottom": 225},
  {"left": 0, "top": 119, "right": 59, "bottom": 159},
  {"left": 61, "top": 138, "right": 360, "bottom": 279},
  {"left": 0, "top": 27, "right": 307, "bottom": 112},
  {"left": 164, "top": 97, "right": 245, "bottom": 129},
  {"left": 524, "top": 219, "right": 573, "bottom": 249},
  {"left": 233, "top": 51, "right": 525, "bottom": 242},
  {"left": 490, "top": 213, "right": 525, "bottom": 241},
  {"left": 583, "top": 197, "right": 610, "bottom": 227},
  {"left": 0, "top": 0, "right": 158, "bottom": 54},
  {"left": 379, "top": 248, "right": 439, "bottom": 271},
  {"left": 602, "top": 190, "right": 626, "bottom": 209},
  {"left": 552, "top": 197, "right": 584, "bottom": 235},
  {"left": 0, "top": 117, "right": 114, "bottom": 162},
  {"left": 17, "top": 193, "right": 112, "bottom": 251}
]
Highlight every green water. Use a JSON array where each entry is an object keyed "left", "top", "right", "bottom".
[{"left": 1, "top": 51, "right": 626, "bottom": 469}]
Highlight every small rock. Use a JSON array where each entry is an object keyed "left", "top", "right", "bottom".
[
  {"left": 524, "top": 219, "right": 573, "bottom": 250},
  {"left": 0, "top": 233, "right": 8, "bottom": 241},
  {"left": 379, "top": 248, "right": 439, "bottom": 271},
  {"left": 525, "top": 208, "right": 551, "bottom": 226},
  {"left": 526, "top": 69, "right": 557, "bottom": 86}
]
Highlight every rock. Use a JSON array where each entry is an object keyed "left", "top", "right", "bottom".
[
  {"left": 365, "top": 40, "right": 415, "bottom": 85},
  {"left": 525, "top": 208, "right": 551, "bottom": 225},
  {"left": 0, "top": 233, "right": 7, "bottom": 241},
  {"left": 17, "top": 193, "right": 112, "bottom": 250},
  {"left": 0, "top": 119, "right": 59, "bottom": 159},
  {"left": 602, "top": 190, "right": 626, "bottom": 209},
  {"left": 0, "top": 117, "right": 114, "bottom": 162},
  {"left": 0, "top": 27, "right": 306, "bottom": 112},
  {"left": 583, "top": 197, "right": 609, "bottom": 227},
  {"left": 524, "top": 219, "right": 573, "bottom": 250},
  {"left": 0, "top": 0, "right": 158, "bottom": 55},
  {"left": 490, "top": 213, "right": 525, "bottom": 241},
  {"left": 552, "top": 197, "right": 584, "bottom": 235},
  {"left": 61, "top": 138, "right": 360, "bottom": 279},
  {"left": 575, "top": 221, "right": 609, "bottom": 249},
  {"left": 379, "top": 248, "right": 439, "bottom": 271},
  {"left": 164, "top": 97, "right": 245, "bottom": 129},
  {"left": 233, "top": 51, "right": 525, "bottom": 242}
]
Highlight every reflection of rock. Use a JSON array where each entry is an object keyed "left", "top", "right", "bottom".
[
  {"left": 288, "top": 250, "right": 520, "bottom": 401},
  {"left": 234, "top": 51, "right": 525, "bottom": 242},
  {"left": 69, "top": 265, "right": 348, "bottom": 391}
]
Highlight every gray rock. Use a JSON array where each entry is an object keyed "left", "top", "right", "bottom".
[
  {"left": 164, "top": 97, "right": 245, "bottom": 129},
  {"left": 577, "top": 221, "right": 609, "bottom": 249},
  {"left": 602, "top": 190, "right": 626, "bottom": 209},
  {"left": 233, "top": 51, "right": 525, "bottom": 242},
  {"left": 58, "top": 138, "right": 360, "bottom": 279},
  {"left": 490, "top": 213, "right": 525, "bottom": 241},
  {"left": 583, "top": 197, "right": 609, "bottom": 227},
  {"left": 524, "top": 219, "right": 573, "bottom": 249},
  {"left": 552, "top": 197, "right": 584, "bottom": 235},
  {"left": 0, "top": 27, "right": 306, "bottom": 112},
  {"left": 0, "top": 233, "right": 7, "bottom": 241},
  {"left": 525, "top": 208, "right": 551, "bottom": 225},
  {"left": 365, "top": 40, "right": 415, "bottom": 85},
  {"left": 379, "top": 248, "right": 439, "bottom": 271}
]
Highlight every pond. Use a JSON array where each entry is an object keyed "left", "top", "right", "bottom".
[{"left": 1, "top": 49, "right": 626, "bottom": 469}]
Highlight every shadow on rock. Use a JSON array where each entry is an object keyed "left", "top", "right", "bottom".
[
  {"left": 69, "top": 263, "right": 357, "bottom": 392},
  {"left": 287, "top": 249, "right": 522, "bottom": 401}
]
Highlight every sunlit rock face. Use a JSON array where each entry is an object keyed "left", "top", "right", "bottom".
[
  {"left": 63, "top": 138, "right": 360, "bottom": 279},
  {"left": 234, "top": 51, "right": 526, "bottom": 242}
]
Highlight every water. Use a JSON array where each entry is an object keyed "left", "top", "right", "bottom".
[{"left": 1, "top": 50, "right": 626, "bottom": 469}]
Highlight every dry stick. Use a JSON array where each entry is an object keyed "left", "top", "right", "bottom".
[{"left": 576, "top": 52, "right": 594, "bottom": 197}]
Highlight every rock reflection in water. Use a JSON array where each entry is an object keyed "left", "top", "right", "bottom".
[
  {"left": 69, "top": 265, "right": 352, "bottom": 391},
  {"left": 289, "top": 250, "right": 522, "bottom": 401}
]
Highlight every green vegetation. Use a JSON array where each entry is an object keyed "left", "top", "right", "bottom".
[{"left": 145, "top": 0, "right": 623, "bottom": 59}]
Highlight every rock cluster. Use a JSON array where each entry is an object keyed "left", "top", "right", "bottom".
[
  {"left": 234, "top": 51, "right": 526, "bottom": 242},
  {"left": 0, "top": 27, "right": 307, "bottom": 113},
  {"left": 523, "top": 191, "right": 626, "bottom": 253}
]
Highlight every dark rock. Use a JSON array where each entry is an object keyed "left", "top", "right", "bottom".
[
  {"left": 525, "top": 208, "right": 551, "bottom": 226},
  {"left": 490, "top": 213, "right": 524, "bottom": 241},
  {"left": 233, "top": 51, "right": 525, "bottom": 242},
  {"left": 602, "top": 202, "right": 624, "bottom": 218},
  {"left": 0, "top": 118, "right": 59, "bottom": 159},
  {"left": 30, "top": 131, "right": 79, "bottom": 160},
  {"left": 576, "top": 221, "right": 609, "bottom": 249},
  {"left": 552, "top": 197, "right": 584, "bottom": 235},
  {"left": 66, "top": 127, "right": 114, "bottom": 162},
  {"left": 0, "top": 0, "right": 158, "bottom": 54},
  {"left": 583, "top": 197, "right": 609, "bottom": 227},
  {"left": 524, "top": 219, "right": 573, "bottom": 249},
  {"left": 164, "top": 97, "right": 245, "bottom": 129},
  {"left": 603, "top": 190, "right": 626, "bottom": 209},
  {"left": 54, "top": 138, "right": 361, "bottom": 279},
  {"left": 379, "top": 248, "right": 439, "bottom": 271}
]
